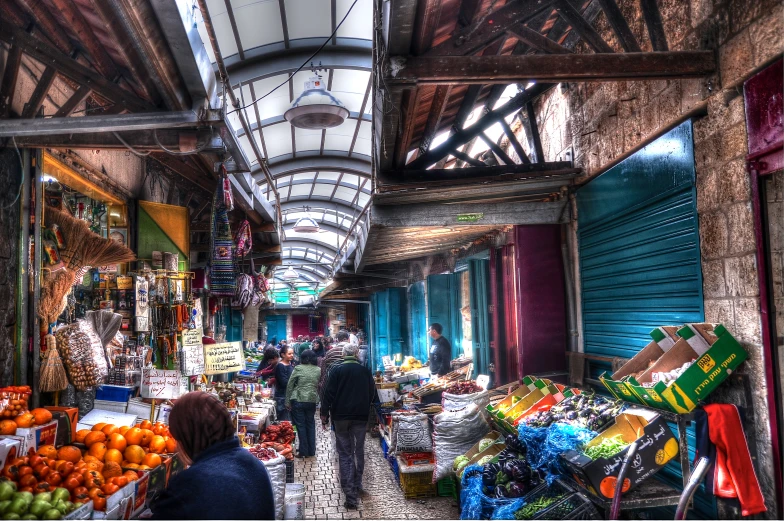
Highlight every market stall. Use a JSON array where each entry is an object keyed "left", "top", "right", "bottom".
[{"left": 373, "top": 322, "right": 761, "bottom": 520}]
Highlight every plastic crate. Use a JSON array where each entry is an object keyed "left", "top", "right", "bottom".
[
  {"left": 400, "top": 451, "right": 434, "bottom": 466},
  {"left": 535, "top": 492, "right": 601, "bottom": 520},
  {"left": 397, "top": 465, "right": 436, "bottom": 499},
  {"left": 285, "top": 460, "right": 294, "bottom": 483},
  {"left": 437, "top": 477, "right": 456, "bottom": 497},
  {"left": 515, "top": 480, "right": 579, "bottom": 519},
  {"left": 95, "top": 385, "right": 135, "bottom": 402}
]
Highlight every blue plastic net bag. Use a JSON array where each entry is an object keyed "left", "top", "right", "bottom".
[
  {"left": 518, "top": 422, "right": 597, "bottom": 482},
  {"left": 460, "top": 464, "right": 524, "bottom": 520}
]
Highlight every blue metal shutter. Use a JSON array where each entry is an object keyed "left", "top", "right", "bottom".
[
  {"left": 577, "top": 121, "right": 715, "bottom": 518},
  {"left": 427, "top": 274, "right": 462, "bottom": 360},
  {"left": 370, "top": 288, "right": 409, "bottom": 371},
  {"left": 469, "top": 259, "right": 492, "bottom": 376},
  {"left": 408, "top": 281, "right": 428, "bottom": 363}
]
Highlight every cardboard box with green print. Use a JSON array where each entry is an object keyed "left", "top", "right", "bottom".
[{"left": 626, "top": 323, "right": 748, "bottom": 413}]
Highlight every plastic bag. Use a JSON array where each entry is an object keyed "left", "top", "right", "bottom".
[
  {"left": 460, "top": 464, "right": 523, "bottom": 520},
  {"left": 393, "top": 412, "right": 431, "bottom": 453},
  {"left": 433, "top": 404, "right": 490, "bottom": 482},
  {"left": 443, "top": 389, "right": 490, "bottom": 412},
  {"left": 263, "top": 454, "right": 287, "bottom": 520},
  {"left": 518, "top": 422, "right": 597, "bottom": 482},
  {"left": 56, "top": 320, "right": 108, "bottom": 391}
]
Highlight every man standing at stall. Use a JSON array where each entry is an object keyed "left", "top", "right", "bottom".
[
  {"left": 320, "top": 343, "right": 377, "bottom": 510},
  {"left": 428, "top": 323, "right": 452, "bottom": 377}
]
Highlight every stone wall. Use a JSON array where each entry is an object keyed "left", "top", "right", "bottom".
[
  {"left": 504, "top": 0, "right": 784, "bottom": 516},
  {"left": 0, "top": 150, "right": 22, "bottom": 386}
]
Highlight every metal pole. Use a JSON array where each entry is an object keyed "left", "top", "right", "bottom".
[
  {"left": 16, "top": 149, "right": 31, "bottom": 386},
  {"left": 31, "top": 149, "right": 43, "bottom": 407}
]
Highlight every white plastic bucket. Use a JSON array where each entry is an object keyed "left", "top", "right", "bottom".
[{"left": 284, "top": 483, "right": 305, "bottom": 520}]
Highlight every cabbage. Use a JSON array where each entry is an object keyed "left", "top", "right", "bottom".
[
  {"left": 477, "top": 455, "right": 494, "bottom": 466},
  {"left": 453, "top": 455, "right": 470, "bottom": 472},
  {"left": 478, "top": 437, "right": 496, "bottom": 453}
]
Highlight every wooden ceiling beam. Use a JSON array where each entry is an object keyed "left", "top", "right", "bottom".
[
  {"left": 422, "top": 1, "right": 555, "bottom": 57},
  {"left": 387, "top": 51, "right": 716, "bottom": 84},
  {"left": 0, "top": 20, "right": 155, "bottom": 112},
  {"left": 21, "top": 66, "right": 56, "bottom": 118},
  {"left": 411, "top": 0, "right": 442, "bottom": 55},
  {"left": 554, "top": 0, "right": 614, "bottom": 53},
  {"left": 394, "top": 87, "right": 426, "bottom": 169},
  {"left": 500, "top": 119, "right": 530, "bottom": 164},
  {"left": 418, "top": 85, "right": 451, "bottom": 154},
  {"left": 507, "top": 24, "right": 572, "bottom": 54},
  {"left": 50, "top": 0, "right": 121, "bottom": 81},
  {"left": 595, "top": 0, "right": 641, "bottom": 52},
  {"left": 53, "top": 85, "right": 91, "bottom": 117},
  {"left": 16, "top": 0, "right": 73, "bottom": 55},
  {"left": 0, "top": 45, "right": 23, "bottom": 117},
  {"left": 382, "top": 161, "right": 575, "bottom": 184},
  {"left": 640, "top": 0, "right": 669, "bottom": 51},
  {"left": 150, "top": 154, "right": 216, "bottom": 193},
  {"left": 525, "top": 102, "right": 545, "bottom": 163}
]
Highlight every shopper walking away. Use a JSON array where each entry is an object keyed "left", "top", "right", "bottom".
[
  {"left": 286, "top": 349, "right": 321, "bottom": 458},
  {"left": 349, "top": 327, "right": 359, "bottom": 346},
  {"left": 318, "top": 330, "right": 351, "bottom": 401},
  {"left": 150, "top": 392, "right": 275, "bottom": 520},
  {"left": 321, "top": 344, "right": 378, "bottom": 510},
  {"left": 428, "top": 323, "right": 453, "bottom": 377},
  {"left": 275, "top": 345, "right": 295, "bottom": 421}
]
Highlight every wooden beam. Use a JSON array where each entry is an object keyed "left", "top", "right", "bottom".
[
  {"left": 525, "top": 102, "right": 545, "bottom": 163},
  {"left": 554, "top": 0, "right": 614, "bottom": 53},
  {"left": 507, "top": 24, "right": 572, "bottom": 54},
  {"left": 640, "top": 0, "right": 669, "bottom": 51},
  {"left": 500, "top": 119, "right": 530, "bottom": 165},
  {"left": 479, "top": 132, "right": 515, "bottom": 165},
  {"left": 386, "top": 0, "right": 419, "bottom": 55},
  {"left": 21, "top": 66, "right": 56, "bottom": 118},
  {"left": 53, "top": 85, "right": 91, "bottom": 117},
  {"left": 418, "top": 85, "right": 451, "bottom": 154},
  {"left": 394, "top": 87, "right": 426, "bottom": 168},
  {"left": 383, "top": 161, "right": 575, "bottom": 184},
  {"left": 0, "top": 20, "right": 155, "bottom": 113},
  {"left": 16, "top": 0, "right": 73, "bottom": 55},
  {"left": 252, "top": 244, "right": 282, "bottom": 254},
  {"left": 411, "top": 0, "right": 442, "bottom": 55},
  {"left": 0, "top": 45, "right": 22, "bottom": 117},
  {"left": 423, "top": 1, "right": 554, "bottom": 57},
  {"left": 150, "top": 154, "right": 215, "bottom": 193},
  {"left": 371, "top": 200, "right": 567, "bottom": 226},
  {"left": 451, "top": 148, "right": 485, "bottom": 167},
  {"left": 406, "top": 83, "right": 553, "bottom": 170},
  {"left": 50, "top": 0, "right": 121, "bottom": 81},
  {"left": 595, "top": 0, "right": 641, "bottom": 52},
  {"left": 388, "top": 51, "right": 716, "bottom": 84}
]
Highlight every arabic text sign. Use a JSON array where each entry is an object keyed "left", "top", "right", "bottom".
[
  {"left": 203, "top": 341, "right": 245, "bottom": 375},
  {"left": 182, "top": 342, "right": 205, "bottom": 376},
  {"left": 141, "top": 369, "right": 181, "bottom": 399},
  {"left": 182, "top": 329, "right": 201, "bottom": 346}
]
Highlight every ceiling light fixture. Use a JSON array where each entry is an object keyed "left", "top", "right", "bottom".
[
  {"left": 282, "top": 266, "right": 299, "bottom": 280},
  {"left": 292, "top": 213, "right": 320, "bottom": 233},
  {"left": 284, "top": 68, "right": 349, "bottom": 129}
]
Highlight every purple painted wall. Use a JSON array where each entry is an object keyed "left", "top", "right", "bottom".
[{"left": 513, "top": 225, "right": 568, "bottom": 377}]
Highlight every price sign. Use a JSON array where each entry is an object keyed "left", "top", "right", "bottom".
[
  {"left": 182, "top": 329, "right": 201, "bottom": 346},
  {"left": 181, "top": 329, "right": 204, "bottom": 376},
  {"left": 237, "top": 396, "right": 246, "bottom": 407},
  {"left": 141, "top": 369, "right": 182, "bottom": 399},
  {"left": 203, "top": 342, "right": 245, "bottom": 375}
]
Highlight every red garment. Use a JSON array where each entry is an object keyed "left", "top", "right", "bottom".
[{"left": 704, "top": 403, "right": 767, "bottom": 516}]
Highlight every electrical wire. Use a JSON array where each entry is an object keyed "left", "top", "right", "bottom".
[
  {"left": 113, "top": 132, "right": 151, "bottom": 157},
  {"left": 227, "top": 0, "right": 359, "bottom": 114},
  {"left": 1, "top": 137, "right": 25, "bottom": 209}
]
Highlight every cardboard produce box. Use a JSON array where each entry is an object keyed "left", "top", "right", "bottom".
[
  {"left": 47, "top": 406, "right": 78, "bottom": 446},
  {"left": 0, "top": 420, "right": 58, "bottom": 453},
  {"left": 487, "top": 376, "right": 539, "bottom": 417},
  {"left": 600, "top": 327, "right": 680, "bottom": 404},
  {"left": 0, "top": 438, "right": 20, "bottom": 468},
  {"left": 507, "top": 384, "right": 568, "bottom": 428},
  {"left": 560, "top": 409, "right": 679, "bottom": 500},
  {"left": 626, "top": 324, "right": 747, "bottom": 413}
]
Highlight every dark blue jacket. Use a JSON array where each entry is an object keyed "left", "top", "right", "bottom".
[{"left": 150, "top": 437, "right": 275, "bottom": 520}]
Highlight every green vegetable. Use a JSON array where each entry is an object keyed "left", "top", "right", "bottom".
[
  {"left": 584, "top": 435, "right": 630, "bottom": 460},
  {"left": 453, "top": 455, "right": 470, "bottom": 472},
  {"left": 478, "top": 437, "right": 496, "bottom": 453},
  {"left": 477, "top": 455, "right": 494, "bottom": 466},
  {"left": 514, "top": 495, "right": 563, "bottom": 519}
]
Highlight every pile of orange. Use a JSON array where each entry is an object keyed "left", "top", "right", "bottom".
[
  {"left": 74, "top": 420, "right": 177, "bottom": 471},
  {"left": 0, "top": 407, "right": 53, "bottom": 435}
]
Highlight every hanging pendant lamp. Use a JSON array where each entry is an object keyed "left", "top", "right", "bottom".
[
  {"left": 292, "top": 213, "right": 320, "bottom": 233},
  {"left": 284, "top": 75, "right": 349, "bottom": 129},
  {"left": 282, "top": 266, "right": 299, "bottom": 280}
]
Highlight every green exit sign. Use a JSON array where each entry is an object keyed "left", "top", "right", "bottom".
[{"left": 456, "top": 213, "right": 484, "bottom": 223}]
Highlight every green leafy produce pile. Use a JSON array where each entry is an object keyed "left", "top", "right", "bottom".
[
  {"left": 583, "top": 435, "right": 629, "bottom": 460},
  {"left": 514, "top": 494, "right": 564, "bottom": 519}
]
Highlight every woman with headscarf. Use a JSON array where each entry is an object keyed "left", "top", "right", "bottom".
[
  {"left": 256, "top": 346, "right": 280, "bottom": 389},
  {"left": 149, "top": 392, "right": 275, "bottom": 520},
  {"left": 311, "top": 338, "right": 326, "bottom": 358},
  {"left": 274, "top": 345, "right": 295, "bottom": 421}
]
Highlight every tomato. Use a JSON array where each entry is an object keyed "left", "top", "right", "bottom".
[
  {"left": 18, "top": 465, "right": 33, "bottom": 477},
  {"left": 88, "top": 487, "right": 103, "bottom": 499},
  {"left": 35, "top": 482, "right": 52, "bottom": 493},
  {"left": 58, "top": 461, "right": 74, "bottom": 477},
  {"left": 34, "top": 463, "right": 50, "bottom": 479},
  {"left": 10, "top": 458, "right": 25, "bottom": 467},
  {"left": 110, "top": 476, "right": 128, "bottom": 487},
  {"left": 28, "top": 454, "right": 43, "bottom": 468},
  {"left": 101, "top": 483, "right": 119, "bottom": 495},
  {"left": 93, "top": 495, "right": 107, "bottom": 512},
  {"left": 46, "top": 471, "right": 62, "bottom": 486},
  {"left": 19, "top": 486, "right": 34, "bottom": 493},
  {"left": 19, "top": 474, "right": 37, "bottom": 488},
  {"left": 74, "top": 472, "right": 84, "bottom": 485},
  {"left": 83, "top": 469, "right": 104, "bottom": 488}
]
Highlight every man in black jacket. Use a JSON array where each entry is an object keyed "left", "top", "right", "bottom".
[
  {"left": 428, "top": 322, "right": 452, "bottom": 377},
  {"left": 321, "top": 343, "right": 377, "bottom": 509}
]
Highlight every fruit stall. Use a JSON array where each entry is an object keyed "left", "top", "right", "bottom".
[{"left": 376, "top": 322, "right": 762, "bottom": 520}]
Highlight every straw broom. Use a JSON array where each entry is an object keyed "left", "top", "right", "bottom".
[
  {"left": 40, "top": 334, "right": 68, "bottom": 404},
  {"left": 38, "top": 270, "right": 76, "bottom": 325}
]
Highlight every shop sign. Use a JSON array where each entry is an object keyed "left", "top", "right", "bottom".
[
  {"left": 456, "top": 213, "right": 484, "bottom": 223},
  {"left": 203, "top": 341, "right": 246, "bottom": 375},
  {"left": 141, "top": 369, "right": 181, "bottom": 399}
]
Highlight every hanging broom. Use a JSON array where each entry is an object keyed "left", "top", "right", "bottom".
[
  {"left": 38, "top": 270, "right": 76, "bottom": 324},
  {"left": 40, "top": 333, "right": 68, "bottom": 405}
]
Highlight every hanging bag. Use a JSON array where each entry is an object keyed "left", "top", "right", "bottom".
[{"left": 210, "top": 186, "right": 236, "bottom": 296}]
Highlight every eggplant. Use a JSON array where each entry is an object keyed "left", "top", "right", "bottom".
[
  {"left": 507, "top": 481, "right": 527, "bottom": 498},
  {"left": 495, "top": 485, "right": 509, "bottom": 498},
  {"left": 565, "top": 411, "right": 578, "bottom": 420}
]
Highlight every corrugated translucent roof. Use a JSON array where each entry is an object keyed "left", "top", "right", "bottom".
[{"left": 194, "top": 0, "right": 372, "bottom": 301}]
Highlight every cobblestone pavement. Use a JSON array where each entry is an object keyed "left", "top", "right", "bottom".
[{"left": 293, "top": 418, "right": 459, "bottom": 520}]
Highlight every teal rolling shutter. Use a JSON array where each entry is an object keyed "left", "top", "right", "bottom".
[
  {"left": 577, "top": 120, "right": 715, "bottom": 517},
  {"left": 408, "top": 281, "right": 428, "bottom": 363},
  {"left": 427, "top": 274, "right": 462, "bottom": 360},
  {"left": 370, "top": 288, "right": 408, "bottom": 371},
  {"left": 468, "top": 259, "right": 492, "bottom": 376}
]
